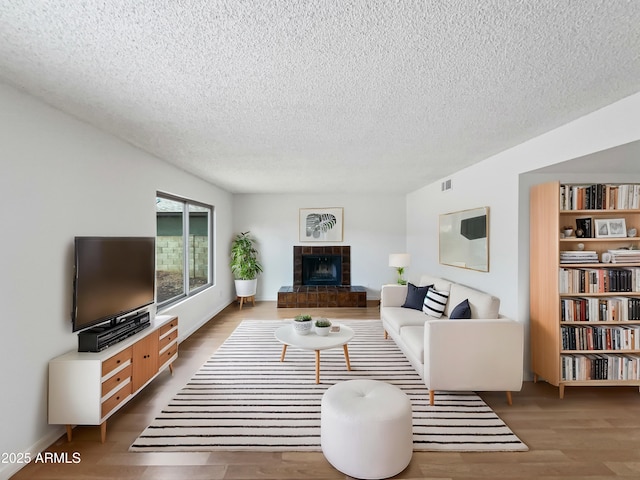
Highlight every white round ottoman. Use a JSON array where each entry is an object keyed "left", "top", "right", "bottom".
[{"left": 321, "top": 379, "right": 413, "bottom": 479}]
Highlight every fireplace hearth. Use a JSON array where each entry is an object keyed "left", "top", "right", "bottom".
[{"left": 277, "top": 245, "right": 366, "bottom": 308}]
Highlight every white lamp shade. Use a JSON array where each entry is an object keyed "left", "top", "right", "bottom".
[{"left": 389, "top": 253, "right": 410, "bottom": 268}]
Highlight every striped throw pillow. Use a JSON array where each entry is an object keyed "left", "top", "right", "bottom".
[{"left": 423, "top": 287, "right": 449, "bottom": 318}]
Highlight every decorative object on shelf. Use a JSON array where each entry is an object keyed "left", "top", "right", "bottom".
[
  {"left": 293, "top": 314, "right": 313, "bottom": 335},
  {"left": 230, "top": 231, "right": 263, "bottom": 300},
  {"left": 314, "top": 318, "right": 332, "bottom": 336},
  {"left": 299, "top": 207, "right": 344, "bottom": 242},
  {"left": 562, "top": 226, "right": 574, "bottom": 237},
  {"left": 628, "top": 227, "right": 638, "bottom": 238},
  {"left": 439, "top": 207, "right": 489, "bottom": 272},
  {"left": 575, "top": 218, "right": 593, "bottom": 238},
  {"left": 576, "top": 243, "right": 585, "bottom": 251},
  {"left": 594, "top": 218, "right": 627, "bottom": 238},
  {"left": 389, "top": 253, "right": 410, "bottom": 285},
  {"left": 601, "top": 252, "right": 612, "bottom": 263}
]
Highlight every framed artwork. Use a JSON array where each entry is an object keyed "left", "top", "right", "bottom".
[
  {"left": 594, "top": 218, "right": 627, "bottom": 238},
  {"left": 439, "top": 206, "right": 489, "bottom": 272},
  {"left": 299, "top": 207, "right": 344, "bottom": 242}
]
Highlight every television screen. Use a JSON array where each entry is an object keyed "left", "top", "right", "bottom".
[{"left": 72, "top": 237, "right": 155, "bottom": 332}]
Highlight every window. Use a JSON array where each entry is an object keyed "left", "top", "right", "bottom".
[{"left": 156, "top": 193, "right": 213, "bottom": 307}]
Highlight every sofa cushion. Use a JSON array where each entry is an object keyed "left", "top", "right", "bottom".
[
  {"left": 399, "top": 325, "right": 425, "bottom": 364},
  {"left": 401, "top": 283, "right": 431, "bottom": 310},
  {"left": 447, "top": 283, "right": 500, "bottom": 319},
  {"left": 422, "top": 287, "right": 449, "bottom": 318},
  {"left": 449, "top": 299, "right": 471, "bottom": 319},
  {"left": 382, "top": 307, "right": 428, "bottom": 335},
  {"left": 418, "top": 275, "right": 452, "bottom": 293}
]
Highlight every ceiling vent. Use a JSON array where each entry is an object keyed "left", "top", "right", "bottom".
[{"left": 441, "top": 179, "right": 452, "bottom": 191}]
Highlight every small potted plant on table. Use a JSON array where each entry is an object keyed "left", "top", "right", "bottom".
[
  {"left": 293, "top": 314, "right": 313, "bottom": 335},
  {"left": 314, "top": 318, "right": 332, "bottom": 336}
]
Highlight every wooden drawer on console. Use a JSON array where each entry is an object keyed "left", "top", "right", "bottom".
[
  {"left": 160, "top": 343, "right": 178, "bottom": 366},
  {"left": 101, "top": 382, "right": 132, "bottom": 418},
  {"left": 101, "top": 364, "right": 132, "bottom": 397},
  {"left": 158, "top": 329, "right": 178, "bottom": 350},
  {"left": 159, "top": 318, "right": 179, "bottom": 337},
  {"left": 102, "top": 347, "right": 133, "bottom": 377}
]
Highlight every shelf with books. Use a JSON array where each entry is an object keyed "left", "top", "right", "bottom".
[{"left": 530, "top": 181, "right": 640, "bottom": 398}]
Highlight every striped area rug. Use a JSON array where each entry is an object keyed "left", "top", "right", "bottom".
[{"left": 130, "top": 319, "right": 527, "bottom": 452}]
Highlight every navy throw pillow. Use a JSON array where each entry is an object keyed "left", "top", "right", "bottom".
[
  {"left": 401, "top": 283, "right": 432, "bottom": 311},
  {"left": 449, "top": 299, "right": 471, "bottom": 319}
]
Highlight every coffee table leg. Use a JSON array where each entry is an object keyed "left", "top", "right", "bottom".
[
  {"left": 315, "top": 350, "right": 320, "bottom": 384},
  {"left": 343, "top": 344, "right": 351, "bottom": 370},
  {"left": 280, "top": 344, "right": 287, "bottom": 362}
]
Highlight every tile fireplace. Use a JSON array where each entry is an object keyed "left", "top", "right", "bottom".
[{"left": 277, "top": 246, "right": 366, "bottom": 308}]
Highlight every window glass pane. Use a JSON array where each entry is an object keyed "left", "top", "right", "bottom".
[
  {"left": 156, "top": 197, "right": 185, "bottom": 304},
  {"left": 189, "top": 204, "right": 209, "bottom": 293}
]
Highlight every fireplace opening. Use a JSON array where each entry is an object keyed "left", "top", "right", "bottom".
[{"left": 302, "top": 255, "right": 342, "bottom": 286}]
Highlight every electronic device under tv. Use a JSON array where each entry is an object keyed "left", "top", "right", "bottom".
[{"left": 72, "top": 236, "right": 156, "bottom": 334}]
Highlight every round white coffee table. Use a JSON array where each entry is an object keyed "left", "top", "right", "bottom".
[{"left": 274, "top": 324, "right": 354, "bottom": 384}]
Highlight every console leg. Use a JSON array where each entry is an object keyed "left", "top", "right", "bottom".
[
  {"left": 65, "top": 425, "right": 73, "bottom": 442},
  {"left": 100, "top": 421, "right": 107, "bottom": 444},
  {"left": 169, "top": 363, "right": 174, "bottom": 375},
  {"left": 506, "top": 391, "right": 513, "bottom": 405},
  {"left": 429, "top": 390, "right": 435, "bottom": 406}
]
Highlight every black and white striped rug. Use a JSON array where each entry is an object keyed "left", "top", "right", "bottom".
[{"left": 130, "top": 319, "right": 527, "bottom": 452}]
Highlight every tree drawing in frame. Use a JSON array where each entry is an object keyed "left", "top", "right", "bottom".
[
  {"left": 594, "top": 218, "right": 627, "bottom": 238},
  {"left": 299, "top": 207, "right": 344, "bottom": 242}
]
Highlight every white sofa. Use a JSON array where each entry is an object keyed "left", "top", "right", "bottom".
[{"left": 381, "top": 274, "right": 524, "bottom": 405}]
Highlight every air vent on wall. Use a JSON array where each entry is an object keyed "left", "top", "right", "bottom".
[{"left": 441, "top": 179, "right": 452, "bottom": 191}]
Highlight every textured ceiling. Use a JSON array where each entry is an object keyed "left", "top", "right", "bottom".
[{"left": 1, "top": 1, "right": 639, "bottom": 194}]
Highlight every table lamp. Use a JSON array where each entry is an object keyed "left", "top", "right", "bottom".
[{"left": 389, "top": 253, "right": 410, "bottom": 285}]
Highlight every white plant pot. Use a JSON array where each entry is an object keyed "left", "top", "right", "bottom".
[
  {"left": 234, "top": 279, "right": 257, "bottom": 297},
  {"left": 293, "top": 320, "right": 313, "bottom": 335},
  {"left": 315, "top": 325, "right": 331, "bottom": 336}
]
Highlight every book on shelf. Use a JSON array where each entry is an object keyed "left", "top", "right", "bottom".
[
  {"left": 559, "top": 267, "right": 640, "bottom": 293},
  {"left": 560, "top": 251, "right": 598, "bottom": 263},
  {"left": 560, "top": 297, "right": 640, "bottom": 322},
  {"left": 560, "top": 183, "right": 640, "bottom": 211},
  {"left": 609, "top": 249, "right": 640, "bottom": 264},
  {"left": 561, "top": 354, "right": 640, "bottom": 381},
  {"left": 561, "top": 324, "right": 640, "bottom": 350}
]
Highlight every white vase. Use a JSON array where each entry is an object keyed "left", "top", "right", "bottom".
[
  {"left": 234, "top": 279, "right": 257, "bottom": 297},
  {"left": 293, "top": 320, "right": 312, "bottom": 335},
  {"left": 315, "top": 325, "right": 331, "bottom": 336}
]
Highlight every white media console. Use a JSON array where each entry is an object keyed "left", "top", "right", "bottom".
[{"left": 48, "top": 314, "right": 178, "bottom": 442}]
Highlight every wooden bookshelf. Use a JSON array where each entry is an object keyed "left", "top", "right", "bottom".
[{"left": 530, "top": 181, "right": 640, "bottom": 398}]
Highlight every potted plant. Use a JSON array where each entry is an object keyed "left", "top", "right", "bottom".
[
  {"left": 230, "top": 231, "right": 263, "bottom": 298},
  {"left": 314, "top": 318, "right": 332, "bottom": 336},
  {"left": 293, "top": 314, "right": 313, "bottom": 335}
]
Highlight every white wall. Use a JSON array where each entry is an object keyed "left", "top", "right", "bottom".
[
  {"left": 0, "top": 82, "right": 234, "bottom": 479},
  {"left": 407, "top": 91, "right": 640, "bottom": 380},
  {"left": 232, "top": 194, "right": 407, "bottom": 300}
]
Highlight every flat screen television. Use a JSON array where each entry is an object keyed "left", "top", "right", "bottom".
[{"left": 72, "top": 236, "right": 156, "bottom": 332}]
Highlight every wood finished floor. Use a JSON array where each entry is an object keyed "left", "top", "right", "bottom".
[{"left": 12, "top": 302, "right": 640, "bottom": 479}]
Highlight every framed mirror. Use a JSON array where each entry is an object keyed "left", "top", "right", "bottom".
[{"left": 439, "top": 207, "right": 489, "bottom": 272}]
